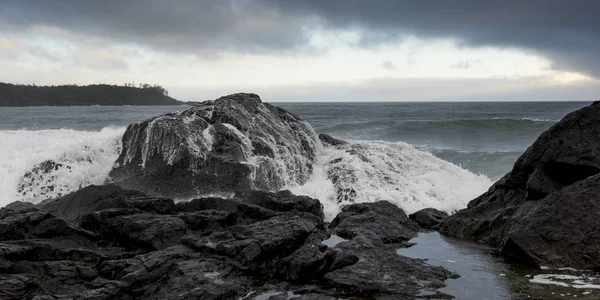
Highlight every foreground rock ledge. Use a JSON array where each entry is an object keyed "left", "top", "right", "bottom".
[
  {"left": 440, "top": 102, "right": 600, "bottom": 270},
  {"left": 0, "top": 184, "right": 452, "bottom": 300}
]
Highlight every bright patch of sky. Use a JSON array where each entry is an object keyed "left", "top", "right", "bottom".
[{"left": 0, "top": 25, "right": 597, "bottom": 102}]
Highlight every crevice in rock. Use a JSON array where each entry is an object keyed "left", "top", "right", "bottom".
[{"left": 543, "top": 161, "right": 600, "bottom": 187}]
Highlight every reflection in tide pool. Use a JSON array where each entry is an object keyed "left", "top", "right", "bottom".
[{"left": 397, "top": 232, "right": 600, "bottom": 300}]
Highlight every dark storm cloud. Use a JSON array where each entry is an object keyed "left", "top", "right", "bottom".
[
  {"left": 265, "top": 0, "right": 600, "bottom": 76},
  {"left": 0, "top": 0, "right": 311, "bottom": 54},
  {"left": 1, "top": 0, "right": 600, "bottom": 76}
]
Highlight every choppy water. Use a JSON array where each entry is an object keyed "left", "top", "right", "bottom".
[
  {"left": 0, "top": 102, "right": 589, "bottom": 209},
  {"left": 276, "top": 102, "right": 589, "bottom": 180}
]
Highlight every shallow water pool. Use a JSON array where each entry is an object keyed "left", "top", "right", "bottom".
[{"left": 397, "top": 232, "right": 600, "bottom": 300}]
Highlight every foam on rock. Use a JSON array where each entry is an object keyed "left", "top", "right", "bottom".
[{"left": 110, "top": 93, "right": 320, "bottom": 199}]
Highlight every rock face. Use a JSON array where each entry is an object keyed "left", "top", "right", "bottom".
[
  {"left": 441, "top": 102, "right": 600, "bottom": 269},
  {"left": 109, "top": 93, "right": 320, "bottom": 199},
  {"left": 0, "top": 185, "right": 453, "bottom": 299}
]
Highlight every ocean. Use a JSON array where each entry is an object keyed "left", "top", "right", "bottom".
[{"left": 0, "top": 102, "right": 590, "bottom": 211}]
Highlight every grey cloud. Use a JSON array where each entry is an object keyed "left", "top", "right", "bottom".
[
  {"left": 381, "top": 60, "right": 396, "bottom": 70},
  {"left": 263, "top": 0, "right": 600, "bottom": 76},
  {"left": 0, "top": 0, "right": 311, "bottom": 55},
  {"left": 1, "top": 0, "right": 600, "bottom": 76}
]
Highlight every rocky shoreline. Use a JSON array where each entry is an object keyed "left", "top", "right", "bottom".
[
  {"left": 2, "top": 93, "right": 600, "bottom": 299},
  {"left": 0, "top": 184, "right": 453, "bottom": 299}
]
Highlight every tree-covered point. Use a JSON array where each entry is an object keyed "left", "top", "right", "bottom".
[{"left": 0, "top": 82, "right": 183, "bottom": 106}]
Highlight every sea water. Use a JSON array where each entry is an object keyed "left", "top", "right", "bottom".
[{"left": 0, "top": 102, "right": 588, "bottom": 209}]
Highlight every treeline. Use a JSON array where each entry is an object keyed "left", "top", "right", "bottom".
[{"left": 0, "top": 82, "right": 182, "bottom": 107}]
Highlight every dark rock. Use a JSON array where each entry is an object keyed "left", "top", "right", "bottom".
[
  {"left": 322, "top": 235, "right": 449, "bottom": 298},
  {"left": 500, "top": 175, "right": 600, "bottom": 268},
  {"left": 2, "top": 179, "right": 453, "bottom": 298},
  {"left": 235, "top": 189, "right": 325, "bottom": 224},
  {"left": 101, "top": 214, "right": 187, "bottom": 250},
  {"left": 214, "top": 215, "right": 317, "bottom": 268},
  {"left": 318, "top": 134, "right": 347, "bottom": 146},
  {"left": 322, "top": 202, "right": 450, "bottom": 298},
  {"left": 330, "top": 201, "right": 419, "bottom": 243},
  {"left": 410, "top": 208, "right": 448, "bottom": 231},
  {"left": 39, "top": 184, "right": 175, "bottom": 221},
  {"left": 441, "top": 102, "right": 600, "bottom": 269},
  {"left": 109, "top": 93, "right": 319, "bottom": 199}
]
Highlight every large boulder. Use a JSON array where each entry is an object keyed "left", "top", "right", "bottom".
[
  {"left": 441, "top": 102, "right": 600, "bottom": 269},
  {"left": 109, "top": 93, "right": 319, "bottom": 198}
]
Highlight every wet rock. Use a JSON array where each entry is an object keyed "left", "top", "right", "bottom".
[
  {"left": 39, "top": 184, "right": 175, "bottom": 221},
  {"left": 214, "top": 215, "right": 317, "bottom": 271},
  {"left": 16, "top": 160, "right": 72, "bottom": 201},
  {"left": 109, "top": 93, "right": 319, "bottom": 199},
  {"left": 410, "top": 208, "right": 448, "bottom": 231},
  {"left": 323, "top": 235, "right": 449, "bottom": 298},
  {"left": 102, "top": 214, "right": 187, "bottom": 250},
  {"left": 318, "top": 134, "right": 347, "bottom": 146},
  {"left": 330, "top": 201, "right": 419, "bottom": 243},
  {"left": 500, "top": 175, "right": 600, "bottom": 269},
  {"left": 441, "top": 102, "right": 600, "bottom": 269},
  {"left": 322, "top": 202, "right": 451, "bottom": 298},
  {"left": 0, "top": 274, "right": 35, "bottom": 299},
  {"left": 1, "top": 183, "right": 453, "bottom": 299}
]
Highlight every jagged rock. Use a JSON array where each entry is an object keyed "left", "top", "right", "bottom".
[
  {"left": 441, "top": 102, "right": 600, "bottom": 269},
  {"left": 1, "top": 182, "right": 454, "bottom": 299},
  {"left": 318, "top": 134, "right": 347, "bottom": 146},
  {"left": 321, "top": 202, "right": 450, "bottom": 298},
  {"left": 109, "top": 93, "right": 319, "bottom": 198},
  {"left": 322, "top": 235, "right": 449, "bottom": 298},
  {"left": 39, "top": 184, "right": 175, "bottom": 221},
  {"left": 410, "top": 208, "right": 448, "bottom": 231}
]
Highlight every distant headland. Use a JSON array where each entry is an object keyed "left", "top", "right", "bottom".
[{"left": 0, "top": 82, "right": 184, "bottom": 106}]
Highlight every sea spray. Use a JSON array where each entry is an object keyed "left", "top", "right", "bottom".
[
  {"left": 0, "top": 127, "right": 124, "bottom": 206},
  {"left": 285, "top": 140, "right": 492, "bottom": 221},
  {"left": 1, "top": 125, "right": 492, "bottom": 220}
]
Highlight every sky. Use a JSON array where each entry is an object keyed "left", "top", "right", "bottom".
[{"left": 0, "top": 0, "right": 599, "bottom": 102}]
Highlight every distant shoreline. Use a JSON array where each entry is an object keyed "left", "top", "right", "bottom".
[{"left": 0, "top": 82, "right": 185, "bottom": 107}]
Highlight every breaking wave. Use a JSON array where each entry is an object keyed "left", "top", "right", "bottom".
[
  {"left": 0, "top": 127, "right": 124, "bottom": 207},
  {"left": 285, "top": 140, "right": 492, "bottom": 221},
  {"left": 1, "top": 127, "right": 492, "bottom": 221}
]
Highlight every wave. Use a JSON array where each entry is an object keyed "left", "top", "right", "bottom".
[
  {"left": 1, "top": 127, "right": 492, "bottom": 222},
  {"left": 285, "top": 140, "right": 492, "bottom": 221},
  {"left": 319, "top": 117, "right": 557, "bottom": 133},
  {"left": 0, "top": 127, "right": 125, "bottom": 207}
]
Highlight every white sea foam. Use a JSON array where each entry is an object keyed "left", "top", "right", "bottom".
[
  {"left": 1, "top": 126, "right": 492, "bottom": 222},
  {"left": 285, "top": 139, "right": 492, "bottom": 221},
  {"left": 531, "top": 274, "right": 600, "bottom": 289},
  {"left": 0, "top": 127, "right": 124, "bottom": 207}
]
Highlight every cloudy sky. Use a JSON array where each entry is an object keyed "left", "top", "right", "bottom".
[{"left": 0, "top": 0, "right": 599, "bottom": 102}]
